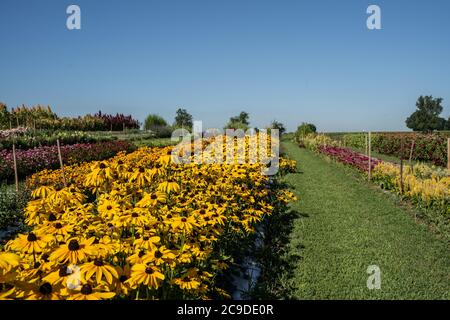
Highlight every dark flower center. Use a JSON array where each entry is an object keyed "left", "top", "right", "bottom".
[
  {"left": 119, "top": 275, "right": 128, "bottom": 283},
  {"left": 118, "top": 160, "right": 124, "bottom": 165},
  {"left": 166, "top": 214, "right": 172, "bottom": 219},
  {"left": 48, "top": 214, "right": 57, "bottom": 222},
  {"left": 150, "top": 194, "right": 157, "bottom": 200},
  {"left": 81, "top": 284, "right": 93, "bottom": 295},
  {"left": 182, "top": 277, "right": 191, "bottom": 283},
  {"left": 143, "top": 236, "right": 149, "bottom": 241},
  {"left": 145, "top": 267, "right": 154, "bottom": 275},
  {"left": 41, "top": 253, "right": 50, "bottom": 262},
  {"left": 39, "top": 283, "right": 53, "bottom": 295},
  {"left": 94, "top": 259, "right": 104, "bottom": 267},
  {"left": 68, "top": 240, "right": 80, "bottom": 251},
  {"left": 55, "top": 223, "right": 63, "bottom": 229},
  {"left": 138, "top": 250, "right": 145, "bottom": 258},
  {"left": 131, "top": 212, "right": 139, "bottom": 218},
  {"left": 59, "top": 265, "right": 69, "bottom": 277},
  {"left": 107, "top": 206, "right": 113, "bottom": 210},
  {"left": 27, "top": 233, "right": 37, "bottom": 242},
  {"left": 99, "top": 163, "right": 107, "bottom": 169},
  {"left": 199, "top": 209, "right": 206, "bottom": 215},
  {"left": 154, "top": 251, "right": 163, "bottom": 259},
  {"left": 139, "top": 167, "right": 145, "bottom": 173},
  {"left": 181, "top": 218, "right": 187, "bottom": 223}
]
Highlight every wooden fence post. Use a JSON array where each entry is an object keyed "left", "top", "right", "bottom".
[
  {"left": 409, "top": 140, "right": 415, "bottom": 167},
  {"left": 57, "top": 139, "right": 67, "bottom": 187},
  {"left": 365, "top": 133, "right": 368, "bottom": 156},
  {"left": 448, "top": 138, "right": 450, "bottom": 170},
  {"left": 12, "top": 143, "right": 19, "bottom": 193},
  {"left": 368, "top": 131, "right": 372, "bottom": 181},
  {"left": 400, "top": 158, "right": 404, "bottom": 194}
]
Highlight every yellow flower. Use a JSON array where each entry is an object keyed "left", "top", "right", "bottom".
[
  {"left": 81, "top": 259, "right": 119, "bottom": 285},
  {"left": 50, "top": 238, "right": 95, "bottom": 264},
  {"left": 127, "top": 264, "right": 165, "bottom": 289}
]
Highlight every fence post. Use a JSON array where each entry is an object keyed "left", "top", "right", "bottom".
[
  {"left": 409, "top": 140, "right": 415, "bottom": 167},
  {"left": 448, "top": 138, "right": 450, "bottom": 170},
  {"left": 365, "top": 133, "right": 368, "bottom": 156},
  {"left": 57, "top": 139, "right": 67, "bottom": 187},
  {"left": 368, "top": 131, "right": 372, "bottom": 181},
  {"left": 12, "top": 143, "right": 19, "bottom": 193},
  {"left": 400, "top": 158, "right": 404, "bottom": 194}
]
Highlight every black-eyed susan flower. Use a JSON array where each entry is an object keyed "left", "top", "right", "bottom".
[
  {"left": 50, "top": 238, "right": 95, "bottom": 264},
  {"left": 67, "top": 283, "right": 116, "bottom": 300},
  {"left": 127, "top": 264, "right": 165, "bottom": 289},
  {"left": 9, "top": 231, "right": 52, "bottom": 255},
  {"left": 80, "top": 258, "right": 119, "bottom": 285}
]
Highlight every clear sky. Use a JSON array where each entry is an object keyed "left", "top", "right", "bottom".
[{"left": 1, "top": 0, "right": 449, "bottom": 132}]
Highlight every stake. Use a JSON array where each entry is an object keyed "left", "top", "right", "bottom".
[
  {"left": 448, "top": 138, "right": 450, "bottom": 170},
  {"left": 400, "top": 158, "right": 404, "bottom": 194},
  {"left": 57, "top": 139, "right": 67, "bottom": 187},
  {"left": 12, "top": 143, "right": 19, "bottom": 193},
  {"left": 409, "top": 140, "right": 415, "bottom": 167},
  {"left": 365, "top": 133, "right": 368, "bottom": 156},
  {"left": 368, "top": 131, "right": 372, "bottom": 181}
]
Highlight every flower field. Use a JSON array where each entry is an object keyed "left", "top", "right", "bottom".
[
  {"left": 373, "top": 162, "right": 450, "bottom": 217},
  {"left": 0, "top": 135, "right": 296, "bottom": 300},
  {"left": 0, "top": 140, "right": 135, "bottom": 182},
  {"left": 319, "top": 146, "right": 382, "bottom": 172}
]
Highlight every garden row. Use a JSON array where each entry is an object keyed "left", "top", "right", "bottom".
[
  {"left": 0, "top": 128, "right": 115, "bottom": 151},
  {"left": 327, "top": 132, "right": 450, "bottom": 167},
  {"left": 0, "top": 104, "right": 140, "bottom": 131},
  {"left": 0, "top": 140, "right": 135, "bottom": 183},
  {"left": 299, "top": 134, "right": 449, "bottom": 233},
  {"left": 0, "top": 135, "right": 296, "bottom": 300}
]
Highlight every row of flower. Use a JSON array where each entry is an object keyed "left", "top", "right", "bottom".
[
  {"left": 319, "top": 146, "right": 382, "bottom": 172},
  {"left": 0, "top": 129, "right": 115, "bottom": 151},
  {"left": 0, "top": 104, "right": 140, "bottom": 131},
  {"left": 0, "top": 135, "right": 297, "bottom": 299},
  {"left": 298, "top": 133, "right": 449, "bottom": 221},
  {"left": 0, "top": 141, "right": 135, "bottom": 183},
  {"left": 336, "top": 132, "right": 449, "bottom": 167},
  {"left": 372, "top": 163, "right": 450, "bottom": 218}
]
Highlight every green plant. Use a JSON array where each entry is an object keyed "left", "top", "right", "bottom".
[
  {"left": 406, "top": 95, "right": 447, "bottom": 132},
  {"left": 0, "top": 184, "right": 29, "bottom": 230}
]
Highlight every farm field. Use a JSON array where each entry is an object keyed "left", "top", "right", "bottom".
[{"left": 281, "top": 140, "right": 449, "bottom": 299}]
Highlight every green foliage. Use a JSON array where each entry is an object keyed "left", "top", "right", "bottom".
[
  {"left": 270, "top": 120, "right": 286, "bottom": 135},
  {"left": 294, "top": 123, "right": 317, "bottom": 142},
  {"left": 174, "top": 108, "right": 193, "bottom": 130},
  {"left": 406, "top": 95, "right": 447, "bottom": 132},
  {"left": 144, "top": 114, "right": 167, "bottom": 130},
  {"left": 225, "top": 111, "right": 250, "bottom": 130},
  {"left": 0, "top": 184, "right": 29, "bottom": 230}
]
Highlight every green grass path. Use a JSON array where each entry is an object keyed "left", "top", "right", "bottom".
[{"left": 282, "top": 141, "right": 449, "bottom": 299}]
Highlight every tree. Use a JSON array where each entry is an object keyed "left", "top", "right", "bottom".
[
  {"left": 229, "top": 111, "right": 249, "bottom": 126},
  {"left": 174, "top": 108, "right": 193, "bottom": 130},
  {"left": 295, "top": 122, "right": 317, "bottom": 138},
  {"left": 406, "top": 96, "right": 446, "bottom": 132},
  {"left": 225, "top": 111, "right": 250, "bottom": 130},
  {"left": 270, "top": 120, "right": 286, "bottom": 135},
  {"left": 0, "top": 103, "right": 10, "bottom": 129},
  {"left": 144, "top": 114, "right": 167, "bottom": 130}
]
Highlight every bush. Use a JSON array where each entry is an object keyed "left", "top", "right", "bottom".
[
  {"left": 295, "top": 123, "right": 316, "bottom": 142},
  {"left": 0, "top": 185, "right": 30, "bottom": 230}
]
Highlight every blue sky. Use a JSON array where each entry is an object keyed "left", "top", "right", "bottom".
[{"left": 0, "top": 0, "right": 449, "bottom": 132}]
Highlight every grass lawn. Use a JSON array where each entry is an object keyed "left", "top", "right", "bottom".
[{"left": 281, "top": 140, "right": 450, "bottom": 299}]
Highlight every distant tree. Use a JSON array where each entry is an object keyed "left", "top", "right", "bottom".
[
  {"left": 144, "top": 114, "right": 167, "bottom": 130},
  {"left": 225, "top": 111, "right": 250, "bottom": 130},
  {"left": 406, "top": 96, "right": 446, "bottom": 132},
  {"left": 229, "top": 111, "right": 250, "bottom": 126},
  {"left": 270, "top": 120, "right": 286, "bottom": 135},
  {"left": 445, "top": 117, "right": 450, "bottom": 130},
  {"left": 295, "top": 122, "right": 317, "bottom": 138},
  {"left": 0, "top": 103, "right": 10, "bottom": 129},
  {"left": 174, "top": 108, "right": 193, "bottom": 130}
]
